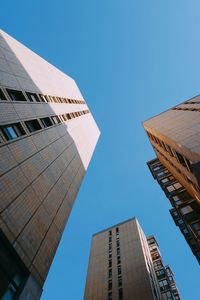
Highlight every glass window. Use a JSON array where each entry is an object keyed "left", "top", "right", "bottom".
[
  {"left": 118, "top": 266, "right": 121, "bottom": 275},
  {"left": 161, "top": 178, "right": 169, "bottom": 183},
  {"left": 167, "top": 185, "right": 175, "bottom": 192},
  {"left": 2, "top": 127, "right": 17, "bottom": 140},
  {"left": 26, "top": 92, "right": 40, "bottom": 102},
  {"left": 39, "top": 94, "right": 48, "bottom": 102},
  {"left": 25, "top": 119, "right": 42, "bottom": 133},
  {"left": 109, "top": 260, "right": 112, "bottom": 268},
  {"left": 0, "top": 88, "right": 7, "bottom": 100},
  {"left": 157, "top": 171, "right": 164, "bottom": 176},
  {"left": 118, "top": 276, "right": 122, "bottom": 287},
  {"left": 156, "top": 269, "right": 165, "bottom": 276},
  {"left": 108, "top": 291, "right": 112, "bottom": 300},
  {"left": 52, "top": 116, "right": 61, "bottom": 124},
  {"left": 180, "top": 205, "right": 193, "bottom": 215},
  {"left": 117, "top": 256, "right": 121, "bottom": 265},
  {"left": 108, "top": 280, "right": 112, "bottom": 290},
  {"left": 154, "top": 167, "right": 160, "bottom": 171},
  {"left": 1, "top": 123, "right": 25, "bottom": 141},
  {"left": 6, "top": 89, "right": 27, "bottom": 101},
  {"left": 119, "top": 288, "right": 123, "bottom": 300},
  {"left": 181, "top": 228, "right": 188, "bottom": 236},
  {"left": 162, "top": 291, "right": 173, "bottom": 300},
  {"left": 40, "top": 117, "right": 53, "bottom": 128},
  {"left": 0, "top": 230, "right": 29, "bottom": 299},
  {"left": 172, "top": 195, "right": 182, "bottom": 205},
  {"left": 178, "top": 219, "right": 184, "bottom": 225},
  {"left": 191, "top": 221, "right": 200, "bottom": 236},
  {"left": 174, "top": 182, "right": 182, "bottom": 189}
]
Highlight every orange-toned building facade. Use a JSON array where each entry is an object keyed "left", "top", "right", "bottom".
[{"left": 143, "top": 96, "right": 200, "bottom": 264}]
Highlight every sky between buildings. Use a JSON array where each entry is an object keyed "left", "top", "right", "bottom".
[{"left": 2, "top": 0, "right": 200, "bottom": 299}]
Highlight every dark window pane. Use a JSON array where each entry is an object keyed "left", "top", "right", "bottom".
[
  {"left": 0, "top": 88, "right": 7, "bottom": 100},
  {"left": 6, "top": 89, "right": 27, "bottom": 101},
  {"left": 40, "top": 117, "right": 53, "bottom": 128},
  {"left": 119, "top": 288, "right": 123, "bottom": 300},
  {"left": 26, "top": 92, "right": 40, "bottom": 102},
  {"left": 0, "top": 230, "right": 29, "bottom": 299},
  {"left": 25, "top": 119, "right": 42, "bottom": 133}
]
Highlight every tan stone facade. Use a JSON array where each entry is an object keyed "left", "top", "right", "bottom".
[
  {"left": 84, "top": 218, "right": 163, "bottom": 300},
  {"left": 0, "top": 29, "right": 100, "bottom": 299}
]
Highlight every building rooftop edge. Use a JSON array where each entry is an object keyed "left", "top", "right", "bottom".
[
  {"left": 142, "top": 93, "right": 200, "bottom": 125},
  {"left": 92, "top": 217, "right": 137, "bottom": 236}
]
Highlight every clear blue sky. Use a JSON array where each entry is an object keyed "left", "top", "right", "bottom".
[{"left": 2, "top": 1, "right": 200, "bottom": 299}]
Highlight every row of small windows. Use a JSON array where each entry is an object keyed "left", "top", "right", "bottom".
[
  {"left": 0, "top": 110, "right": 89, "bottom": 143},
  {"left": 155, "top": 164, "right": 200, "bottom": 261},
  {"left": 0, "top": 87, "right": 85, "bottom": 105},
  {"left": 147, "top": 131, "right": 192, "bottom": 173},
  {"left": 173, "top": 106, "right": 200, "bottom": 112}
]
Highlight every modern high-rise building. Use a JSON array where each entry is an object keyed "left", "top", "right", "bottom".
[
  {"left": 143, "top": 97, "right": 200, "bottom": 263},
  {"left": 84, "top": 218, "right": 181, "bottom": 300},
  {"left": 0, "top": 29, "right": 100, "bottom": 299}
]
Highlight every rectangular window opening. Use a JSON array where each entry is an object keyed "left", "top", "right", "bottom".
[
  {"left": 26, "top": 92, "right": 40, "bottom": 102},
  {"left": 6, "top": 89, "right": 27, "bottom": 101},
  {"left": 40, "top": 117, "right": 53, "bottom": 128},
  {"left": 0, "top": 88, "right": 7, "bottom": 100},
  {"left": 1, "top": 123, "right": 26, "bottom": 141},
  {"left": 25, "top": 119, "right": 42, "bottom": 133}
]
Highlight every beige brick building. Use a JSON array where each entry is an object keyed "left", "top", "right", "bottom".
[
  {"left": 0, "top": 29, "right": 100, "bottom": 299},
  {"left": 84, "top": 218, "right": 180, "bottom": 300}
]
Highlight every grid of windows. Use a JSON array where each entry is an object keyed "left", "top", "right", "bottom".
[
  {"left": 149, "top": 158, "right": 200, "bottom": 264},
  {"left": 146, "top": 131, "right": 192, "bottom": 173},
  {"left": 147, "top": 237, "right": 181, "bottom": 299},
  {"left": 149, "top": 148, "right": 197, "bottom": 193}
]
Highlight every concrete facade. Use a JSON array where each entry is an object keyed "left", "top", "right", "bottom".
[
  {"left": 0, "top": 29, "right": 100, "bottom": 299},
  {"left": 84, "top": 218, "right": 180, "bottom": 300}
]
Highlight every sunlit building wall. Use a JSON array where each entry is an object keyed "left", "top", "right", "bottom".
[{"left": 0, "top": 29, "right": 100, "bottom": 299}]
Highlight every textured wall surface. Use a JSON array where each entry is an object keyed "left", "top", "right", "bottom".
[
  {"left": 0, "top": 29, "right": 100, "bottom": 297},
  {"left": 84, "top": 218, "right": 160, "bottom": 300}
]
